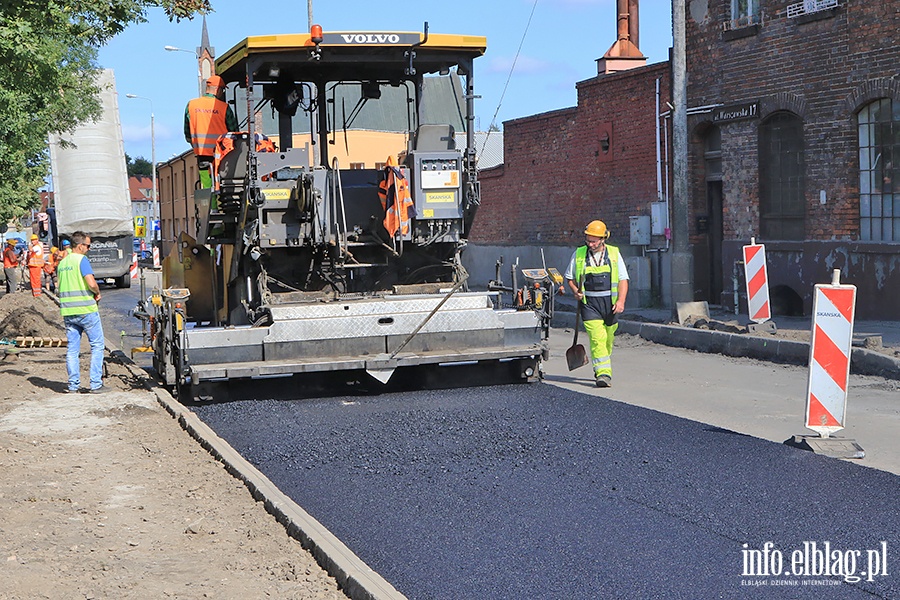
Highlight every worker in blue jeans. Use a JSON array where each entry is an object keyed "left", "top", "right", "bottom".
[{"left": 57, "top": 231, "right": 106, "bottom": 393}]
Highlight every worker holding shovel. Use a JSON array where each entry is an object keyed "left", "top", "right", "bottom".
[{"left": 564, "top": 220, "right": 629, "bottom": 388}]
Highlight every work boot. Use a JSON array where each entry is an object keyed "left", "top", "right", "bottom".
[{"left": 595, "top": 374, "right": 612, "bottom": 388}]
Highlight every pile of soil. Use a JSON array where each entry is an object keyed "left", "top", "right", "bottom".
[{"left": 0, "top": 293, "right": 65, "bottom": 340}]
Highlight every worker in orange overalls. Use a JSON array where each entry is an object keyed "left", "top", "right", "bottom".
[
  {"left": 3, "top": 238, "right": 20, "bottom": 294},
  {"left": 184, "top": 75, "right": 239, "bottom": 188},
  {"left": 42, "top": 246, "right": 59, "bottom": 293},
  {"left": 26, "top": 234, "right": 45, "bottom": 297}
]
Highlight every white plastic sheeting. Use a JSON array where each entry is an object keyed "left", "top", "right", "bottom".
[{"left": 49, "top": 69, "right": 133, "bottom": 236}]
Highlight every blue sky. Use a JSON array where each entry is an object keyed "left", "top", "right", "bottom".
[{"left": 101, "top": 0, "right": 673, "bottom": 164}]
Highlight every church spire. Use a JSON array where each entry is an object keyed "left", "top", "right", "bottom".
[{"left": 196, "top": 16, "right": 216, "bottom": 92}]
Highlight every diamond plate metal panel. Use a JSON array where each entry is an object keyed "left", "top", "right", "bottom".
[
  {"left": 268, "top": 292, "right": 493, "bottom": 321},
  {"left": 267, "top": 306, "right": 503, "bottom": 342}
]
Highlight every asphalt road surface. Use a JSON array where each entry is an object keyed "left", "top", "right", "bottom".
[
  {"left": 193, "top": 382, "right": 899, "bottom": 599},
  {"left": 100, "top": 276, "right": 900, "bottom": 598}
]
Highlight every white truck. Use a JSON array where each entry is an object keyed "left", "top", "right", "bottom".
[{"left": 49, "top": 68, "right": 133, "bottom": 288}]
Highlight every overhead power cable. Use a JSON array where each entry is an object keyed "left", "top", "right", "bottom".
[{"left": 480, "top": 0, "right": 540, "bottom": 161}]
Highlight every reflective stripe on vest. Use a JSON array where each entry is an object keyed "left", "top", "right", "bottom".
[
  {"left": 57, "top": 254, "right": 98, "bottom": 316},
  {"left": 188, "top": 96, "right": 230, "bottom": 157},
  {"left": 574, "top": 244, "right": 620, "bottom": 304}
]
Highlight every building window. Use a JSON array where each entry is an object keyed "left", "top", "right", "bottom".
[
  {"left": 349, "top": 162, "right": 366, "bottom": 170},
  {"left": 726, "top": 0, "right": 760, "bottom": 29},
  {"left": 732, "top": 0, "right": 759, "bottom": 22},
  {"left": 759, "top": 112, "right": 805, "bottom": 240},
  {"left": 858, "top": 98, "right": 899, "bottom": 242}
]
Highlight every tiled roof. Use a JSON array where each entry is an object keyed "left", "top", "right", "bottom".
[{"left": 128, "top": 176, "right": 152, "bottom": 202}]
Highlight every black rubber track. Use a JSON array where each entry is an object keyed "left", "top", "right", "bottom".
[{"left": 193, "top": 382, "right": 900, "bottom": 599}]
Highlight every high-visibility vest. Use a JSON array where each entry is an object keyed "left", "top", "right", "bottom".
[
  {"left": 43, "top": 251, "right": 59, "bottom": 274},
  {"left": 378, "top": 158, "right": 413, "bottom": 236},
  {"left": 574, "top": 244, "right": 621, "bottom": 304},
  {"left": 187, "top": 96, "right": 231, "bottom": 157},
  {"left": 3, "top": 247, "right": 17, "bottom": 268},
  {"left": 57, "top": 254, "right": 98, "bottom": 317},
  {"left": 27, "top": 242, "right": 44, "bottom": 268}
]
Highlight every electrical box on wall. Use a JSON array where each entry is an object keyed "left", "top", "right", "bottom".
[
  {"left": 651, "top": 202, "right": 668, "bottom": 235},
  {"left": 629, "top": 215, "right": 651, "bottom": 246}
]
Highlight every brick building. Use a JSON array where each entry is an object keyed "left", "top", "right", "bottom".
[
  {"left": 466, "top": 9, "right": 672, "bottom": 307},
  {"left": 685, "top": 0, "right": 900, "bottom": 318}
]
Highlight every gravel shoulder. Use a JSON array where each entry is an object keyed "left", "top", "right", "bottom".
[{"left": 0, "top": 293, "right": 345, "bottom": 600}]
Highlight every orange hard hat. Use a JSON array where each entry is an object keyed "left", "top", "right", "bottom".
[
  {"left": 206, "top": 75, "right": 225, "bottom": 89},
  {"left": 584, "top": 220, "right": 609, "bottom": 238}
]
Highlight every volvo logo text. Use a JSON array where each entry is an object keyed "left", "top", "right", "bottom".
[{"left": 340, "top": 33, "right": 401, "bottom": 44}]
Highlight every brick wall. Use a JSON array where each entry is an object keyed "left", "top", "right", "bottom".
[
  {"left": 472, "top": 62, "right": 671, "bottom": 252},
  {"left": 686, "top": 0, "right": 900, "bottom": 238},
  {"left": 684, "top": 0, "right": 900, "bottom": 315}
]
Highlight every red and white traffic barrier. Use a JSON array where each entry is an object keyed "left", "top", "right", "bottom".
[
  {"left": 130, "top": 252, "right": 139, "bottom": 279},
  {"left": 742, "top": 238, "right": 771, "bottom": 323},
  {"left": 152, "top": 245, "right": 160, "bottom": 268},
  {"left": 805, "top": 269, "right": 857, "bottom": 437}
]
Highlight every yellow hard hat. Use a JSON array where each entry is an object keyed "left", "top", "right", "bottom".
[
  {"left": 30, "top": 234, "right": 38, "bottom": 240},
  {"left": 584, "top": 220, "right": 609, "bottom": 238}
]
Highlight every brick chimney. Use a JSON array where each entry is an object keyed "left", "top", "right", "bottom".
[{"left": 596, "top": 0, "right": 647, "bottom": 75}]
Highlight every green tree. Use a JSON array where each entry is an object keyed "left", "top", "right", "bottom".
[
  {"left": 126, "top": 154, "right": 153, "bottom": 177},
  {"left": 0, "top": 1, "right": 208, "bottom": 223}
]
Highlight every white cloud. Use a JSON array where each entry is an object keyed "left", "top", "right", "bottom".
[{"left": 121, "top": 123, "right": 176, "bottom": 159}]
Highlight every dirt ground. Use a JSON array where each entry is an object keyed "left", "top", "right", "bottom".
[{"left": 0, "top": 292, "right": 345, "bottom": 600}]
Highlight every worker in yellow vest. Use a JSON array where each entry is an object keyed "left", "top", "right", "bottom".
[
  {"left": 57, "top": 231, "right": 105, "bottom": 393},
  {"left": 26, "top": 234, "right": 45, "bottom": 297},
  {"left": 564, "top": 220, "right": 629, "bottom": 388},
  {"left": 184, "top": 75, "right": 239, "bottom": 188}
]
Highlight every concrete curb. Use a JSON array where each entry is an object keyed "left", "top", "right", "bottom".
[
  {"left": 551, "top": 310, "right": 900, "bottom": 381},
  {"left": 48, "top": 288, "right": 402, "bottom": 600},
  {"left": 108, "top": 351, "right": 406, "bottom": 600}
]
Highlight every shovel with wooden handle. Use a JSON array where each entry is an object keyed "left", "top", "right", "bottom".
[{"left": 566, "top": 295, "right": 589, "bottom": 371}]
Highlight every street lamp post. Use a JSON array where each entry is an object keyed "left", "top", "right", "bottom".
[
  {"left": 125, "top": 94, "right": 157, "bottom": 249},
  {"left": 164, "top": 46, "right": 202, "bottom": 95}
]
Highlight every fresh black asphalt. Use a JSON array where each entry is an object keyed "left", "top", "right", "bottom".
[{"left": 192, "top": 382, "right": 900, "bottom": 599}]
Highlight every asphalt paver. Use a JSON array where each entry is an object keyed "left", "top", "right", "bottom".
[{"left": 193, "top": 382, "right": 900, "bottom": 599}]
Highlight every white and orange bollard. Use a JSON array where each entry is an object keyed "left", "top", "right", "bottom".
[
  {"left": 130, "top": 252, "right": 139, "bottom": 279},
  {"left": 742, "top": 237, "right": 775, "bottom": 333},
  {"left": 786, "top": 269, "right": 864, "bottom": 458},
  {"left": 152, "top": 245, "right": 160, "bottom": 269},
  {"left": 805, "top": 269, "right": 856, "bottom": 436}
]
